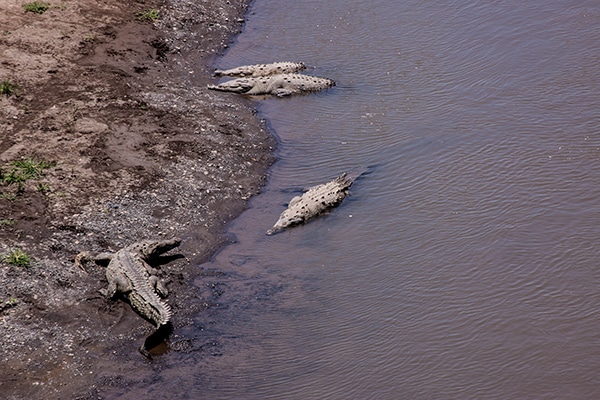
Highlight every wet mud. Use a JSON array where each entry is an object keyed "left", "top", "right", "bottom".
[{"left": 0, "top": 0, "right": 276, "bottom": 398}]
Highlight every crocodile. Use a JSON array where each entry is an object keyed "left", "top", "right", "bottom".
[
  {"left": 207, "top": 73, "right": 335, "bottom": 97},
  {"left": 75, "top": 238, "right": 181, "bottom": 356},
  {"left": 214, "top": 61, "right": 306, "bottom": 77},
  {"left": 266, "top": 169, "right": 366, "bottom": 235}
]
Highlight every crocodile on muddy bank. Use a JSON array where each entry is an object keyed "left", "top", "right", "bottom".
[{"left": 75, "top": 238, "right": 182, "bottom": 356}]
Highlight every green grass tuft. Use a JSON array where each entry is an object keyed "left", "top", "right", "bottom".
[
  {"left": 1, "top": 158, "right": 53, "bottom": 183},
  {"left": 3, "top": 248, "right": 32, "bottom": 268},
  {"left": 0, "top": 297, "right": 18, "bottom": 312},
  {"left": 0, "top": 158, "right": 54, "bottom": 194},
  {"left": 137, "top": 8, "right": 160, "bottom": 22},
  {"left": 23, "top": 1, "right": 50, "bottom": 14},
  {"left": 0, "top": 80, "right": 18, "bottom": 96},
  {"left": 10, "top": 159, "right": 53, "bottom": 180},
  {"left": 37, "top": 182, "right": 51, "bottom": 193}
]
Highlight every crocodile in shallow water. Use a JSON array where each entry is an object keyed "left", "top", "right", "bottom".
[
  {"left": 75, "top": 238, "right": 181, "bottom": 356},
  {"left": 214, "top": 61, "right": 306, "bottom": 77},
  {"left": 267, "top": 169, "right": 365, "bottom": 235},
  {"left": 208, "top": 73, "right": 335, "bottom": 97}
]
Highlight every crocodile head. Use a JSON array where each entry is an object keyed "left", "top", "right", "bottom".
[
  {"left": 266, "top": 211, "right": 305, "bottom": 235},
  {"left": 207, "top": 78, "right": 256, "bottom": 94},
  {"left": 134, "top": 238, "right": 182, "bottom": 259}
]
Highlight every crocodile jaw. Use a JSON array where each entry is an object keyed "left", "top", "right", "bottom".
[
  {"left": 207, "top": 79, "right": 255, "bottom": 93},
  {"left": 136, "top": 237, "right": 182, "bottom": 259}
]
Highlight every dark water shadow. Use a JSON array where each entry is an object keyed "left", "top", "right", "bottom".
[{"left": 140, "top": 322, "right": 174, "bottom": 359}]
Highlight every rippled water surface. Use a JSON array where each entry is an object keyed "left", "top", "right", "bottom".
[{"left": 196, "top": 1, "right": 599, "bottom": 398}]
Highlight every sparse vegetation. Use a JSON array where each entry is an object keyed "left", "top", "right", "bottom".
[
  {"left": 2, "top": 158, "right": 53, "bottom": 182},
  {"left": 1, "top": 169, "right": 26, "bottom": 187},
  {"left": 0, "top": 219, "right": 15, "bottom": 226},
  {"left": 37, "top": 182, "right": 51, "bottom": 193},
  {"left": 0, "top": 158, "right": 54, "bottom": 193},
  {"left": 23, "top": 1, "right": 50, "bottom": 14},
  {"left": 0, "top": 79, "right": 18, "bottom": 96},
  {"left": 137, "top": 8, "right": 160, "bottom": 22},
  {"left": 3, "top": 248, "right": 32, "bottom": 268},
  {"left": 0, "top": 297, "right": 18, "bottom": 312}
]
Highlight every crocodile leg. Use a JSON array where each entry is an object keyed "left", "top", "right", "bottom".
[
  {"left": 100, "top": 280, "right": 118, "bottom": 298},
  {"left": 74, "top": 251, "right": 114, "bottom": 272},
  {"left": 149, "top": 275, "right": 169, "bottom": 298},
  {"left": 93, "top": 252, "right": 116, "bottom": 262}
]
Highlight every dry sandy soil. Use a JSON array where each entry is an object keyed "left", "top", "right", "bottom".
[{"left": 0, "top": 0, "right": 275, "bottom": 398}]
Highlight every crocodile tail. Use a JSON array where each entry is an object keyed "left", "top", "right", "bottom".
[
  {"left": 125, "top": 255, "right": 173, "bottom": 327},
  {"left": 155, "top": 300, "right": 172, "bottom": 326},
  {"left": 332, "top": 167, "right": 368, "bottom": 191},
  {"left": 344, "top": 166, "right": 369, "bottom": 183},
  {"left": 128, "top": 290, "right": 172, "bottom": 327},
  {"left": 151, "top": 296, "right": 172, "bottom": 327}
]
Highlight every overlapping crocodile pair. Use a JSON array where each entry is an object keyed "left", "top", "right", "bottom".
[{"left": 208, "top": 61, "right": 335, "bottom": 97}]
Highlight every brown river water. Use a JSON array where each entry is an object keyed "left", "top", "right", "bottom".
[{"left": 126, "top": 1, "right": 600, "bottom": 399}]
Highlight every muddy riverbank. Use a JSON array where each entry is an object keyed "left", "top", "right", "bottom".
[{"left": 0, "top": 0, "right": 275, "bottom": 398}]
